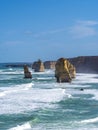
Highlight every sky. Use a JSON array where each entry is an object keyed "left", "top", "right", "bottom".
[{"left": 0, "top": 0, "right": 98, "bottom": 63}]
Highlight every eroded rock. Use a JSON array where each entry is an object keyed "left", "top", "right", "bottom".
[
  {"left": 24, "top": 65, "right": 32, "bottom": 78},
  {"left": 32, "top": 59, "right": 45, "bottom": 72},
  {"left": 55, "top": 58, "right": 76, "bottom": 83}
]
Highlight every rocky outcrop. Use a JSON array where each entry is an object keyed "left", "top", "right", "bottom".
[
  {"left": 55, "top": 58, "right": 76, "bottom": 83},
  {"left": 68, "top": 56, "right": 98, "bottom": 73},
  {"left": 44, "top": 61, "right": 56, "bottom": 69},
  {"left": 68, "top": 63, "right": 76, "bottom": 78},
  {"left": 32, "top": 59, "right": 45, "bottom": 72},
  {"left": 4, "top": 56, "right": 98, "bottom": 74},
  {"left": 24, "top": 65, "right": 32, "bottom": 78}
]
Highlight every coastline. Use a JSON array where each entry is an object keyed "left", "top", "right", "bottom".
[{"left": 1, "top": 55, "right": 98, "bottom": 74}]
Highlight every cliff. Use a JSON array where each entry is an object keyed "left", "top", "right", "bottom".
[
  {"left": 4, "top": 56, "right": 98, "bottom": 74},
  {"left": 44, "top": 61, "right": 56, "bottom": 69},
  {"left": 68, "top": 56, "right": 98, "bottom": 73},
  {"left": 44, "top": 56, "right": 98, "bottom": 74}
]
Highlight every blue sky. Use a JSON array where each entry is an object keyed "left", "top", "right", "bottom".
[{"left": 0, "top": 0, "right": 98, "bottom": 63}]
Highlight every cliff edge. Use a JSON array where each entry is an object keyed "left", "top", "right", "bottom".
[{"left": 68, "top": 56, "right": 98, "bottom": 73}]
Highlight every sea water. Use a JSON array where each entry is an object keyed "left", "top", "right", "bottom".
[{"left": 0, "top": 65, "right": 98, "bottom": 130}]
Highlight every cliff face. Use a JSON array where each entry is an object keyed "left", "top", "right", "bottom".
[
  {"left": 44, "top": 61, "right": 56, "bottom": 69},
  {"left": 4, "top": 56, "right": 98, "bottom": 74},
  {"left": 68, "top": 56, "right": 98, "bottom": 73}
]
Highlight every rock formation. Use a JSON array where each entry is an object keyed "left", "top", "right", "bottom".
[
  {"left": 68, "top": 56, "right": 98, "bottom": 73},
  {"left": 67, "top": 63, "right": 76, "bottom": 78},
  {"left": 32, "top": 59, "right": 45, "bottom": 72},
  {"left": 44, "top": 61, "right": 56, "bottom": 69},
  {"left": 24, "top": 65, "right": 32, "bottom": 78},
  {"left": 5, "top": 56, "right": 98, "bottom": 74},
  {"left": 55, "top": 58, "right": 76, "bottom": 83}
]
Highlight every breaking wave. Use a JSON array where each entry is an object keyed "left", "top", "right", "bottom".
[{"left": 9, "top": 122, "right": 31, "bottom": 130}]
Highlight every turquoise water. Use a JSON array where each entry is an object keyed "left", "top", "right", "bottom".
[{"left": 0, "top": 66, "right": 98, "bottom": 130}]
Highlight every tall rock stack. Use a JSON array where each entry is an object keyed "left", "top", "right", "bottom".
[
  {"left": 55, "top": 58, "right": 76, "bottom": 83},
  {"left": 32, "top": 59, "right": 45, "bottom": 72},
  {"left": 67, "top": 63, "right": 76, "bottom": 78},
  {"left": 24, "top": 65, "right": 32, "bottom": 78}
]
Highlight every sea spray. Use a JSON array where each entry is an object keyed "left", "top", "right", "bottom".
[{"left": 0, "top": 67, "right": 98, "bottom": 129}]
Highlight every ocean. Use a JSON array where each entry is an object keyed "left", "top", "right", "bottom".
[{"left": 0, "top": 65, "right": 98, "bottom": 130}]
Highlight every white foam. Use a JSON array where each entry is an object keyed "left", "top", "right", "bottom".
[
  {"left": 36, "top": 77, "right": 53, "bottom": 80},
  {"left": 32, "top": 69, "right": 54, "bottom": 75},
  {"left": 75, "top": 73, "right": 98, "bottom": 84},
  {"left": 0, "top": 87, "right": 69, "bottom": 114},
  {"left": 80, "top": 89, "right": 98, "bottom": 100},
  {"left": 9, "top": 68, "right": 13, "bottom": 71},
  {"left": 0, "top": 70, "right": 3, "bottom": 72},
  {"left": 9, "top": 122, "right": 31, "bottom": 130},
  {"left": 25, "top": 88, "right": 68, "bottom": 103},
  {"left": 0, "top": 72, "right": 98, "bottom": 115},
  {"left": 45, "top": 69, "right": 55, "bottom": 74},
  {"left": 0, "top": 83, "right": 34, "bottom": 97},
  {"left": 66, "top": 87, "right": 98, "bottom": 101},
  {"left": 62, "top": 89, "right": 72, "bottom": 98},
  {"left": 0, "top": 69, "right": 24, "bottom": 75},
  {"left": 0, "top": 92, "right": 6, "bottom": 97},
  {"left": 22, "top": 83, "right": 34, "bottom": 90},
  {"left": 80, "top": 117, "right": 98, "bottom": 123}
]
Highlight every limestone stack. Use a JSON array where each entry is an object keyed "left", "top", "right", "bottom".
[
  {"left": 55, "top": 58, "right": 76, "bottom": 83},
  {"left": 32, "top": 59, "right": 45, "bottom": 72},
  {"left": 24, "top": 65, "right": 32, "bottom": 78},
  {"left": 68, "top": 63, "right": 76, "bottom": 78}
]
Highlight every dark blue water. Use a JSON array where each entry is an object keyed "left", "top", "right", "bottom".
[{"left": 0, "top": 66, "right": 98, "bottom": 130}]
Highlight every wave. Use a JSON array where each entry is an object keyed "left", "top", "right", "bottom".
[
  {"left": 0, "top": 68, "right": 24, "bottom": 75},
  {"left": 9, "top": 118, "right": 98, "bottom": 130},
  {"left": 9, "top": 122, "right": 31, "bottom": 130},
  {"left": 0, "top": 83, "right": 34, "bottom": 97},
  {"left": 8, "top": 68, "right": 13, "bottom": 71},
  {"left": 0, "top": 70, "right": 3, "bottom": 73},
  {"left": 0, "top": 71, "right": 23, "bottom": 75},
  {"left": 35, "top": 77, "right": 54, "bottom": 80},
  {"left": 0, "top": 87, "right": 71, "bottom": 114},
  {"left": 32, "top": 69, "right": 54, "bottom": 74},
  {"left": 80, "top": 117, "right": 98, "bottom": 124},
  {"left": 75, "top": 73, "right": 98, "bottom": 84},
  {"left": 78, "top": 89, "right": 98, "bottom": 100},
  {"left": 9, "top": 117, "right": 40, "bottom": 130}
]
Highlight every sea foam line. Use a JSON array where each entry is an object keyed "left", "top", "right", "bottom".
[
  {"left": 80, "top": 117, "right": 98, "bottom": 124},
  {"left": 9, "top": 122, "right": 31, "bottom": 130},
  {"left": 0, "top": 82, "right": 34, "bottom": 97}
]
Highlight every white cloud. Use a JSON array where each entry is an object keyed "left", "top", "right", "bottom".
[
  {"left": 25, "top": 28, "right": 66, "bottom": 38},
  {"left": 69, "top": 20, "right": 98, "bottom": 38},
  {"left": 77, "top": 20, "right": 98, "bottom": 26}
]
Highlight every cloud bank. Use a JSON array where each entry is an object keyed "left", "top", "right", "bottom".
[
  {"left": 25, "top": 28, "right": 66, "bottom": 38},
  {"left": 69, "top": 20, "right": 98, "bottom": 38}
]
